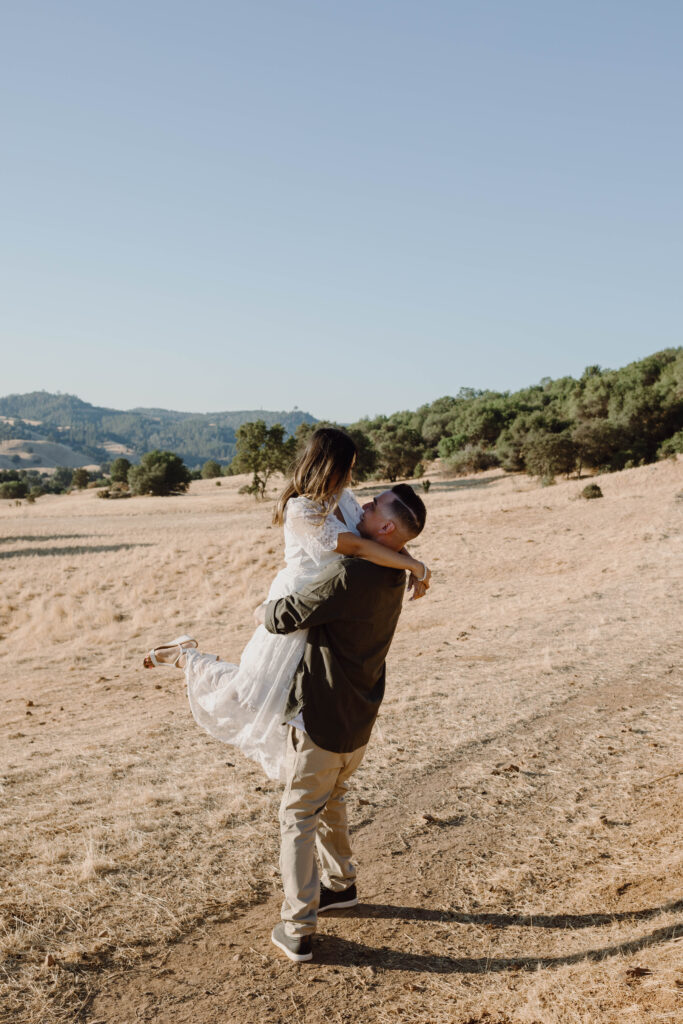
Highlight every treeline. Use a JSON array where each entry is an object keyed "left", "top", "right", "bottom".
[
  {"left": 2, "top": 350, "right": 681, "bottom": 502},
  {"left": 0, "top": 467, "right": 110, "bottom": 501},
  {"left": 198, "top": 349, "right": 683, "bottom": 498},
  {"left": 343, "top": 348, "right": 683, "bottom": 482}
]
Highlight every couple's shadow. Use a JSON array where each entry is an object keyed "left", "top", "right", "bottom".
[{"left": 313, "top": 899, "right": 683, "bottom": 973}]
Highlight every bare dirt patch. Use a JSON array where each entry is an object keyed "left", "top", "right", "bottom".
[{"left": 1, "top": 461, "right": 681, "bottom": 1024}]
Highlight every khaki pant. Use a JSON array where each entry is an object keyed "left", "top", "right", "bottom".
[{"left": 279, "top": 726, "right": 367, "bottom": 938}]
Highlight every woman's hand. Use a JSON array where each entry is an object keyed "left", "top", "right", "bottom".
[{"left": 407, "top": 567, "right": 431, "bottom": 600}]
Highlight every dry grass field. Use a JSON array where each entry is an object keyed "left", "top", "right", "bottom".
[
  {"left": 0, "top": 438, "right": 101, "bottom": 473},
  {"left": 1, "top": 460, "right": 681, "bottom": 1024}
]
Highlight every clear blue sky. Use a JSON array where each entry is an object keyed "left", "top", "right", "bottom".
[{"left": 2, "top": 1, "right": 681, "bottom": 421}]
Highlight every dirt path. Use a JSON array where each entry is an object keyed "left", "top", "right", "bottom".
[{"left": 89, "top": 667, "right": 683, "bottom": 1024}]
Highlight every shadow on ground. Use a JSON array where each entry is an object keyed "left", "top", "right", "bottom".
[
  {"left": 348, "top": 898, "right": 683, "bottom": 930},
  {"left": 353, "top": 475, "right": 508, "bottom": 497},
  {"left": 0, "top": 543, "right": 153, "bottom": 559},
  {"left": 314, "top": 909, "right": 682, "bottom": 974},
  {"left": 0, "top": 534, "right": 99, "bottom": 544}
]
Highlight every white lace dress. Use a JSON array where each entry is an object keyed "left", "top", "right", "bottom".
[{"left": 184, "top": 488, "right": 364, "bottom": 781}]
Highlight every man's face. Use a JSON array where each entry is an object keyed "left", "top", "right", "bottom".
[{"left": 357, "top": 491, "right": 397, "bottom": 545}]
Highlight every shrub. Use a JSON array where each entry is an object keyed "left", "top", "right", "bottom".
[
  {"left": 444, "top": 444, "right": 500, "bottom": 477},
  {"left": 201, "top": 459, "right": 222, "bottom": 479},
  {"left": 658, "top": 430, "right": 683, "bottom": 459},
  {"left": 413, "top": 462, "right": 424, "bottom": 479},
  {"left": 0, "top": 480, "right": 28, "bottom": 499},
  {"left": 421, "top": 479, "right": 431, "bottom": 493},
  {"left": 128, "top": 450, "right": 192, "bottom": 496},
  {"left": 98, "top": 482, "right": 132, "bottom": 500},
  {"left": 581, "top": 483, "right": 603, "bottom": 499}
]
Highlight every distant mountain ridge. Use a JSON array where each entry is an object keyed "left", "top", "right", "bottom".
[{"left": 0, "top": 391, "right": 317, "bottom": 468}]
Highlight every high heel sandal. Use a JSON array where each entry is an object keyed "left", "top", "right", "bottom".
[{"left": 144, "top": 634, "right": 198, "bottom": 668}]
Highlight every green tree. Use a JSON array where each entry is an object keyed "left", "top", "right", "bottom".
[
  {"left": 128, "top": 450, "right": 192, "bottom": 496},
  {"left": 231, "top": 421, "right": 296, "bottom": 499},
  {"left": 369, "top": 424, "right": 424, "bottom": 481},
  {"left": 71, "top": 468, "right": 90, "bottom": 489},
  {"left": 295, "top": 421, "right": 378, "bottom": 481},
  {"left": 346, "top": 427, "right": 378, "bottom": 481},
  {"left": 201, "top": 459, "right": 222, "bottom": 479},
  {"left": 50, "top": 468, "right": 72, "bottom": 491},
  {"left": 571, "top": 420, "right": 623, "bottom": 475},
  {"left": 523, "top": 432, "right": 577, "bottom": 482},
  {"left": 110, "top": 457, "right": 131, "bottom": 483},
  {"left": 0, "top": 480, "right": 28, "bottom": 499},
  {"left": 52, "top": 466, "right": 73, "bottom": 492}
]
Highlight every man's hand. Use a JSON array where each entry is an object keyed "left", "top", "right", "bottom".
[{"left": 253, "top": 602, "right": 267, "bottom": 626}]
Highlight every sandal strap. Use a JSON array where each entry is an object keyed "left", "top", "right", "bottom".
[{"left": 146, "top": 635, "right": 198, "bottom": 668}]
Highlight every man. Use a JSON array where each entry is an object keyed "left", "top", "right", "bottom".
[{"left": 253, "top": 483, "right": 428, "bottom": 963}]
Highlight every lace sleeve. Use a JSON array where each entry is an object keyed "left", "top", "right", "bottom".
[{"left": 285, "top": 497, "right": 349, "bottom": 559}]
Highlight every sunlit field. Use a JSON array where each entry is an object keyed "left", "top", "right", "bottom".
[{"left": 1, "top": 460, "right": 681, "bottom": 1024}]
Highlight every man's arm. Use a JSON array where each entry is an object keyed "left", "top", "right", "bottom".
[{"left": 258, "top": 562, "right": 352, "bottom": 635}]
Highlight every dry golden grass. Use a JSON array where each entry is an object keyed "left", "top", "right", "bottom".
[
  {"left": 1, "top": 460, "right": 681, "bottom": 1024},
  {"left": 0, "top": 438, "right": 101, "bottom": 472}
]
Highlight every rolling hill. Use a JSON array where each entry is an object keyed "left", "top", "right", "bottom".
[{"left": 0, "top": 392, "right": 317, "bottom": 470}]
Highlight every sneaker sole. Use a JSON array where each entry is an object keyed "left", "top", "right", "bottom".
[
  {"left": 318, "top": 897, "right": 359, "bottom": 912},
  {"left": 271, "top": 930, "right": 313, "bottom": 962}
]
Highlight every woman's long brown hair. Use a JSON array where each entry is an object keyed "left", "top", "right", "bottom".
[{"left": 273, "top": 428, "right": 357, "bottom": 526}]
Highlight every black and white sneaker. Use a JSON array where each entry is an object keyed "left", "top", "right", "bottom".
[
  {"left": 318, "top": 882, "right": 359, "bottom": 912},
  {"left": 271, "top": 922, "right": 313, "bottom": 962}
]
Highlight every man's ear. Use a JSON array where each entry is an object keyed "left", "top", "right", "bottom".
[{"left": 379, "top": 520, "right": 395, "bottom": 537}]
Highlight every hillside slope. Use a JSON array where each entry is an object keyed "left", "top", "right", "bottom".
[{"left": 0, "top": 392, "right": 317, "bottom": 467}]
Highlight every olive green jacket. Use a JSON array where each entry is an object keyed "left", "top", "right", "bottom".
[{"left": 264, "top": 557, "right": 405, "bottom": 753}]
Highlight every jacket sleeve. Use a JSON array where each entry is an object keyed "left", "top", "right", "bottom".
[{"left": 264, "top": 563, "right": 351, "bottom": 635}]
